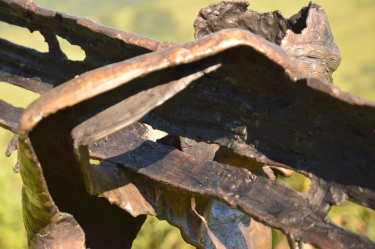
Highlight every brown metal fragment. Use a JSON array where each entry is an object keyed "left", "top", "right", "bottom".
[
  {"left": 0, "top": 99, "right": 24, "bottom": 132},
  {"left": 140, "top": 30, "right": 375, "bottom": 212},
  {"left": 93, "top": 139, "right": 373, "bottom": 249},
  {"left": 194, "top": 1, "right": 291, "bottom": 45},
  {"left": 194, "top": 1, "right": 341, "bottom": 82},
  {"left": 0, "top": 1, "right": 374, "bottom": 248},
  {"left": 156, "top": 134, "right": 272, "bottom": 248},
  {"left": 5, "top": 133, "right": 19, "bottom": 172},
  {"left": 0, "top": 0, "right": 172, "bottom": 94},
  {"left": 281, "top": 2, "right": 342, "bottom": 82},
  {"left": 14, "top": 27, "right": 374, "bottom": 248}
]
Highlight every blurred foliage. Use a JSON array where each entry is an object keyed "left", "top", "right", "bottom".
[
  {"left": 0, "top": 130, "right": 26, "bottom": 248},
  {"left": 131, "top": 6, "right": 176, "bottom": 42},
  {"left": 132, "top": 216, "right": 194, "bottom": 249},
  {"left": 0, "top": 0, "right": 374, "bottom": 248}
]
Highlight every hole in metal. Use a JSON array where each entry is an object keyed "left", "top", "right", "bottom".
[
  {"left": 56, "top": 36, "right": 86, "bottom": 61},
  {"left": 144, "top": 124, "right": 167, "bottom": 142},
  {"left": 276, "top": 171, "right": 311, "bottom": 194},
  {"left": 89, "top": 159, "right": 101, "bottom": 165},
  {"left": 0, "top": 22, "right": 48, "bottom": 52},
  {"left": 272, "top": 229, "right": 318, "bottom": 248},
  {"left": 328, "top": 200, "right": 375, "bottom": 242},
  {"left": 0, "top": 82, "right": 39, "bottom": 108},
  {"left": 132, "top": 215, "right": 194, "bottom": 249}
]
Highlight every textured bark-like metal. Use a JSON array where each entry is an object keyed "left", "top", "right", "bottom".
[
  {"left": 14, "top": 28, "right": 374, "bottom": 248},
  {"left": 0, "top": 0, "right": 175, "bottom": 94},
  {"left": 88, "top": 130, "right": 272, "bottom": 249},
  {"left": 194, "top": 1, "right": 291, "bottom": 45},
  {"left": 281, "top": 3, "right": 341, "bottom": 82},
  {"left": 0, "top": 99, "right": 23, "bottom": 132},
  {"left": 194, "top": 1, "right": 341, "bottom": 82},
  {"left": 0, "top": 1, "right": 374, "bottom": 249},
  {"left": 156, "top": 134, "right": 272, "bottom": 249}
]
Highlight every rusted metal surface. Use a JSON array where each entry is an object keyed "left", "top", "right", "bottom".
[{"left": 0, "top": 0, "right": 375, "bottom": 249}]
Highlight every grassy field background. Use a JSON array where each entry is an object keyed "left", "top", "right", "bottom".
[{"left": 0, "top": 0, "right": 374, "bottom": 248}]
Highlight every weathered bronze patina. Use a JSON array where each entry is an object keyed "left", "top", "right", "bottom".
[
  {"left": 194, "top": 1, "right": 341, "bottom": 82},
  {"left": 1, "top": 0, "right": 374, "bottom": 249}
]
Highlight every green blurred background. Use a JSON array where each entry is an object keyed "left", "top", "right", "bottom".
[{"left": 0, "top": 0, "right": 374, "bottom": 248}]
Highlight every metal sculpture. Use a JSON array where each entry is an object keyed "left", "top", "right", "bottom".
[{"left": 0, "top": 0, "right": 374, "bottom": 248}]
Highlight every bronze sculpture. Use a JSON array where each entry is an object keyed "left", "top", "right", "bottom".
[{"left": 0, "top": 0, "right": 374, "bottom": 248}]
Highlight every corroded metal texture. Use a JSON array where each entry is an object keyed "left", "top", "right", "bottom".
[
  {"left": 281, "top": 3, "right": 341, "bottom": 82},
  {"left": 156, "top": 134, "right": 272, "bottom": 248},
  {"left": 0, "top": 1, "right": 375, "bottom": 249},
  {"left": 194, "top": 1, "right": 291, "bottom": 45},
  {"left": 0, "top": 99, "right": 23, "bottom": 132},
  {"left": 194, "top": 1, "right": 341, "bottom": 82},
  {"left": 0, "top": 0, "right": 175, "bottom": 94},
  {"left": 14, "top": 27, "right": 375, "bottom": 248}
]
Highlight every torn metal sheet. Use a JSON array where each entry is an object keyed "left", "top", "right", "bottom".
[{"left": 0, "top": 1, "right": 374, "bottom": 249}]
